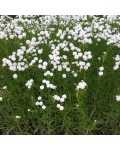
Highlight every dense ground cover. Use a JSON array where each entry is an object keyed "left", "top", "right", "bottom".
[{"left": 0, "top": 15, "right": 120, "bottom": 134}]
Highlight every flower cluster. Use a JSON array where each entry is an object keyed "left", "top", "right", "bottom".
[
  {"left": 25, "top": 79, "right": 34, "bottom": 89},
  {"left": 76, "top": 80, "right": 87, "bottom": 90},
  {"left": 1, "top": 15, "right": 120, "bottom": 113},
  {"left": 35, "top": 96, "right": 46, "bottom": 109},
  {"left": 53, "top": 94, "right": 67, "bottom": 110},
  {"left": 113, "top": 55, "right": 120, "bottom": 70},
  {"left": 98, "top": 67, "right": 104, "bottom": 76}
]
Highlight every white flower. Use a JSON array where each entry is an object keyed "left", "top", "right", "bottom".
[
  {"left": 84, "top": 66, "right": 88, "bottom": 70},
  {"left": 10, "top": 35, "right": 14, "bottom": 39},
  {"left": 50, "top": 73, "right": 53, "bottom": 76},
  {"left": 42, "top": 105, "right": 46, "bottom": 109},
  {"left": 16, "top": 116, "right": 21, "bottom": 119},
  {"left": 62, "top": 74, "right": 66, "bottom": 78},
  {"left": 58, "top": 66, "right": 62, "bottom": 71},
  {"left": 66, "top": 68, "right": 70, "bottom": 72},
  {"left": 0, "top": 97, "right": 3, "bottom": 101},
  {"left": 35, "top": 101, "right": 39, "bottom": 106},
  {"left": 13, "top": 74, "right": 18, "bottom": 79},
  {"left": 38, "top": 49, "right": 43, "bottom": 54},
  {"left": 98, "top": 71, "right": 103, "bottom": 76},
  {"left": 56, "top": 104, "right": 61, "bottom": 108},
  {"left": 32, "top": 37, "right": 36, "bottom": 42},
  {"left": 60, "top": 98, "right": 65, "bottom": 102},
  {"left": 22, "top": 33, "right": 26, "bottom": 37},
  {"left": 116, "top": 95, "right": 120, "bottom": 101},
  {"left": 42, "top": 79, "right": 46, "bottom": 83},
  {"left": 40, "top": 85, "right": 44, "bottom": 90},
  {"left": 3, "top": 86, "right": 7, "bottom": 90},
  {"left": 39, "top": 102, "right": 43, "bottom": 106},
  {"left": 26, "top": 40, "right": 30, "bottom": 45},
  {"left": 86, "top": 63, "right": 90, "bottom": 67},
  {"left": 88, "top": 54, "right": 92, "bottom": 59},
  {"left": 56, "top": 96, "right": 60, "bottom": 101},
  {"left": 99, "top": 67, "right": 104, "bottom": 71},
  {"left": 38, "top": 96, "right": 42, "bottom": 100},
  {"left": 62, "top": 94, "right": 67, "bottom": 99},
  {"left": 74, "top": 73, "right": 77, "bottom": 77},
  {"left": 74, "top": 55, "right": 79, "bottom": 59},
  {"left": 83, "top": 55, "right": 88, "bottom": 61},
  {"left": 43, "top": 61, "right": 48, "bottom": 66},
  {"left": 59, "top": 106, "right": 64, "bottom": 111},
  {"left": 18, "top": 35, "right": 22, "bottom": 39},
  {"left": 113, "top": 65, "right": 119, "bottom": 70}
]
